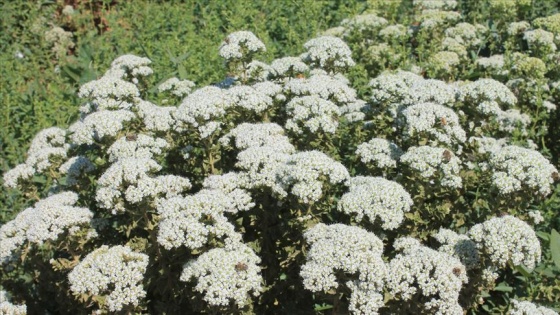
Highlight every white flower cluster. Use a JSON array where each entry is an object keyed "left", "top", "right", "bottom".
[
  {"left": 434, "top": 228, "right": 480, "bottom": 270},
  {"left": 369, "top": 71, "right": 422, "bottom": 117},
  {"left": 158, "top": 77, "right": 196, "bottom": 97},
  {"left": 445, "top": 22, "right": 483, "bottom": 47},
  {"left": 401, "top": 102, "right": 466, "bottom": 147},
  {"left": 78, "top": 76, "right": 140, "bottom": 111},
  {"left": 243, "top": 60, "right": 272, "bottom": 82},
  {"left": 285, "top": 73, "right": 357, "bottom": 105},
  {"left": 524, "top": 29, "right": 557, "bottom": 52},
  {"left": 414, "top": 0, "right": 458, "bottom": 10},
  {"left": 202, "top": 172, "right": 255, "bottom": 213},
  {"left": 469, "top": 136, "right": 508, "bottom": 154},
  {"left": 508, "top": 21, "right": 531, "bottom": 35},
  {"left": 107, "top": 54, "right": 153, "bottom": 81},
  {"left": 69, "top": 110, "right": 136, "bottom": 145},
  {"left": 488, "top": 145, "right": 557, "bottom": 196},
  {"left": 301, "top": 223, "right": 386, "bottom": 314},
  {"left": 59, "top": 156, "right": 96, "bottom": 185},
  {"left": 285, "top": 95, "right": 340, "bottom": 134},
  {"left": 339, "top": 99, "right": 367, "bottom": 122},
  {"left": 509, "top": 299, "right": 558, "bottom": 315},
  {"left": 0, "top": 290, "right": 27, "bottom": 315},
  {"left": 156, "top": 189, "right": 243, "bottom": 250},
  {"left": 107, "top": 134, "right": 168, "bottom": 162},
  {"left": 218, "top": 30, "right": 266, "bottom": 60},
  {"left": 356, "top": 138, "right": 403, "bottom": 169},
  {"left": 3, "top": 127, "right": 69, "bottom": 187},
  {"left": 180, "top": 242, "right": 262, "bottom": 307},
  {"left": 429, "top": 51, "right": 460, "bottom": 72},
  {"left": 418, "top": 10, "right": 461, "bottom": 29},
  {"left": 227, "top": 124, "right": 295, "bottom": 192},
  {"left": 136, "top": 100, "right": 176, "bottom": 132},
  {"left": 340, "top": 13, "right": 388, "bottom": 32},
  {"left": 227, "top": 85, "right": 273, "bottom": 114},
  {"left": 400, "top": 146, "right": 462, "bottom": 188},
  {"left": 528, "top": 210, "right": 544, "bottom": 224},
  {"left": 96, "top": 158, "right": 190, "bottom": 213},
  {"left": 459, "top": 78, "right": 517, "bottom": 108},
  {"left": 174, "top": 86, "right": 231, "bottom": 138},
  {"left": 387, "top": 237, "right": 468, "bottom": 315},
  {"left": 301, "top": 36, "right": 355, "bottom": 72},
  {"left": 379, "top": 24, "right": 408, "bottom": 40},
  {"left": 476, "top": 54, "right": 505, "bottom": 71},
  {"left": 275, "top": 151, "right": 349, "bottom": 203},
  {"left": 68, "top": 245, "right": 148, "bottom": 312},
  {"left": 2, "top": 164, "right": 35, "bottom": 189},
  {"left": 338, "top": 176, "right": 412, "bottom": 229},
  {"left": 0, "top": 192, "right": 93, "bottom": 264},
  {"left": 270, "top": 56, "right": 309, "bottom": 78},
  {"left": 220, "top": 122, "right": 294, "bottom": 152},
  {"left": 409, "top": 79, "right": 457, "bottom": 107},
  {"left": 468, "top": 215, "right": 541, "bottom": 270}
]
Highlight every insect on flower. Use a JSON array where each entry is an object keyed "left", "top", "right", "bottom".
[
  {"left": 442, "top": 150, "right": 453, "bottom": 161},
  {"left": 126, "top": 133, "right": 137, "bottom": 141},
  {"left": 235, "top": 262, "right": 248, "bottom": 271},
  {"left": 452, "top": 267, "right": 462, "bottom": 276},
  {"left": 440, "top": 117, "right": 447, "bottom": 126},
  {"left": 552, "top": 171, "right": 559, "bottom": 182}
]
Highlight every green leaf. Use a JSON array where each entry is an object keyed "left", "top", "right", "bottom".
[
  {"left": 314, "top": 303, "right": 333, "bottom": 311},
  {"left": 551, "top": 229, "right": 560, "bottom": 269},
  {"left": 493, "top": 283, "right": 513, "bottom": 292}
]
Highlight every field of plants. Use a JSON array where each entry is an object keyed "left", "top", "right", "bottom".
[{"left": 1, "top": 0, "right": 560, "bottom": 314}]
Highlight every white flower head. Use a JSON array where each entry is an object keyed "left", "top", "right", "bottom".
[
  {"left": 387, "top": 237, "right": 468, "bottom": 314},
  {"left": 509, "top": 299, "right": 558, "bottom": 315},
  {"left": 468, "top": 215, "right": 541, "bottom": 270},
  {"left": 69, "top": 110, "right": 136, "bottom": 145},
  {"left": 227, "top": 85, "right": 273, "bottom": 114},
  {"left": 400, "top": 146, "right": 462, "bottom": 188},
  {"left": 107, "top": 134, "right": 169, "bottom": 162},
  {"left": 401, "top": 102, "right": 466, "bottom": 147},
  {"left": 488, "top": 145, "right": 557, "bottom": 196},
  {"left": 301, "top": 36, "right": 355, "bottom": 72},
  {"left": 285, "top": 73, "right": 357, "bottom": 105},
  {"left": 338, "top": 176, "right": 413, "bottom": 230},
  {"left": 275, "top": 151, "right": 350, "bottom": 203},
  {"left": 0, "top": 290, "right": 27, "bottom": 315},
  {"left": 219, "top": 31, "right": 266, "bottom": 61},
  {"left": 68, "top": 245, "right": 148, "bottom": 312},
  {"left": 180, "top": 242, "right": 262, "bottom": 307},
  {"left": 301, "top": 223, "right": 386, "bottom": 313},
  {"left": 270, "top": 57, "right": 309, "bottom": 78},
  {"left": 285, "top": 95, "right": 340, "bottom": 134},
  {"left": 459, "top": 78, "right": 517, "bottom": 108},
  {"left": 434, "top": 228, "right": 480, "bottom": 270},
  {"left": 78, "top": 76, "right": 140, "bottom": 111},
  {"left": 1, "top": 192, "right": 93, "bottom": 264},
  {"left": 156, "top": 191, "right": 242, "bottom": 250},
  {"left": 219, "top": 123, "right": 294, "bottom": 152},
  {"left": 106, "top": 54, "right": 153, "bottom": 80},
  {"left": 3, "top": 164, "right": 35, "bottom": 189},
  {"left": 59, "top": 156, "right": 96, "bottom": 185},
  {"left": 356, "top": 138, "right": 403, "bottom": 169},
  {"left": 158, "top": 77, "right": 196, "bottom": 97},
  {"left": 136, "top": 100, "right": 177, "bottom": 132}
]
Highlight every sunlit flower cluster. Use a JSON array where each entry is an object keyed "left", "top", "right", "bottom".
[
  {"left": 180, "top": 242, "right": 262, "bottom": 307},
  {"left": 468, "top": 215, "right": 541, "bottom": 270},
  {"left": 68, "top": 245, "right": 149, "bottom": 312},
  {"left": 338, "top": 176, "right": 412, "bottom": 229}
]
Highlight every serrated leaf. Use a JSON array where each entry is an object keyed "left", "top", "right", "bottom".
[{"left": 550, "top": 229, "right": 560, "bottom": 269}]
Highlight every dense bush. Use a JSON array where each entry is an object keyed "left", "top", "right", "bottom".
[{"left": 1, "top": 0, "right": 560, "bottom": 314}]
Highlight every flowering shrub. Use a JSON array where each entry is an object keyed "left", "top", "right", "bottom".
[{"left": 1, "top": 2, "right": 560, "bottom": 314}]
